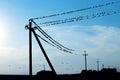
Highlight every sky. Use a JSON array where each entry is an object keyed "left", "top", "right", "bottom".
[{"left": 0, "top": 0, "right": 120, "bottom": 75}]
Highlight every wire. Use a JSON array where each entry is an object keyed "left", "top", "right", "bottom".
[
  {"left": 32, "top": 20, "right": 74, "bottom": 52},
  {"left": 28, "top": 1, "right": 120, "bottom": 55},
  {"left": 35, "top": 30, "right": 74, "bottom": 54},
  {"left": 31, "top": 0, "right": 120, "bottom": 20},
  {"left": 36, "top": 26, "right": 74, "bottom": 51},
  {"left": 38, "top": 10, "right": 120, "bottom": 26}
]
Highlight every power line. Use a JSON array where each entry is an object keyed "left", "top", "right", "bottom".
[
  {"left": 31, "top": 0, "right": 120, "bottom": 20},
  {"left": 31, "top": 21, "right": 75, "bottom": 54},
  {"left": 36, "top": 26, "right": 74, "bottom": 51},
  {"left": 36, "top": 33, "right": 73, "bottom": 54},
  {"left": 39, "top": 10, "right": 120, "bottom": 26},
  {"left": 27, "top": 1, "right": 120, "bottom": 55}
]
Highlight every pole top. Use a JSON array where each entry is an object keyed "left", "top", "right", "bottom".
[{"left": 83, "top": 50, "right": 88, "bottom": 56}]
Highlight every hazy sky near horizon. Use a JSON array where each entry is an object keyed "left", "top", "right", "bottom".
[{"left": 0, "top": 0, "right": 120, "bottom": 75}]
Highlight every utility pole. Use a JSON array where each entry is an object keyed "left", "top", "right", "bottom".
[
  {"left": 102, "top": 64, "right": 104, "bottom": 69},
  {"left": 43, "top": 65, "right": 45, "bottom": 71},
  {"left": 97, "top": 59, "right": 100, "bottom": 71},
  {"left": 29, "top": 19, "right": 32, "bottom": 78},
  {"left": 26, "top": 19, "right": 58, "bottom": 79},
  {"left": 25, "top": 19, "right": 33, "bottom": 79},
  {"left": 83, "top": 50, "right": 88, "bottom": 70}
]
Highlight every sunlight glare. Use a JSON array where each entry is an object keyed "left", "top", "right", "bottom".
[{"left": 0, "top": 23, "right": 6, "bottom": 44}]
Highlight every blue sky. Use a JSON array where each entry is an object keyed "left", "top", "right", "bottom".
[{"left": 0, "top": 0, "right": 120, "bottom": 75}]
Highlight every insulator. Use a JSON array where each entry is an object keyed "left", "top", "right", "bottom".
[{"left": 25, "top": 25, "right": 29, "bottom": 30}]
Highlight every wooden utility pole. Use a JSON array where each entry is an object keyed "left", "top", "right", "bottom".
[{"left": 29, "top": 19, "right": 32, "bottom": 79}]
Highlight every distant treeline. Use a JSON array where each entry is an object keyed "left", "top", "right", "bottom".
[
  {"left": 34, "top": 68, "right": 120, "bottom": 80},
  {"left": 0, "top": 68, "right": 119, "bottom": 80}
]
